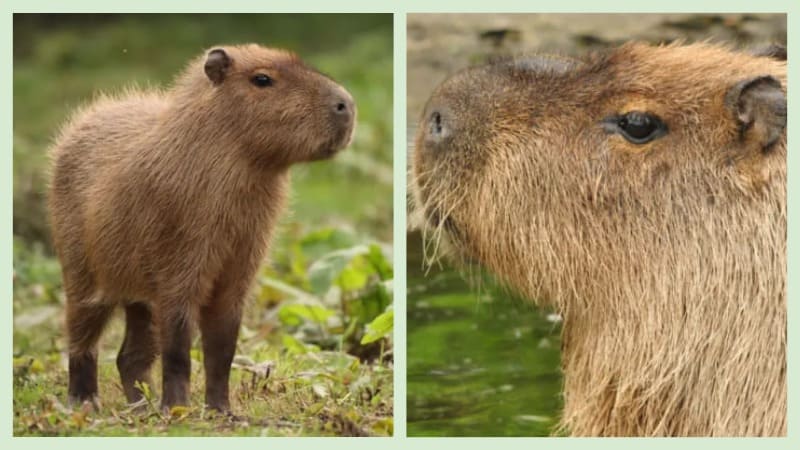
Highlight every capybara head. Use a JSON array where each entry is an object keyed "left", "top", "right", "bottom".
[
  {"left": 411, "top": 42, "right": 786, "bottom": 306},
  {"left": 176, "top": 44, "right": 356, "bottom": 167}
]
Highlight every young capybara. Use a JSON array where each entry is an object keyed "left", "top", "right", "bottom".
[
  {"left": 411, "top": 42, "right": 785, "bottom": 436},
  {"left": 49, "top": 44, "right": 355, "bottom": 412}
]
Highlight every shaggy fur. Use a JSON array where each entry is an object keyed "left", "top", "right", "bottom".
[
  {"left": 49, "top": 44, "right": 356, "bottom": 412},
  {"left": 411, "top": 42, "right": 786, "bottom": 436}
]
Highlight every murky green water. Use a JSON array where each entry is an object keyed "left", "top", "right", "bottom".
[{"left": 406, "top": 232, "right": 563, "bottom": 437}]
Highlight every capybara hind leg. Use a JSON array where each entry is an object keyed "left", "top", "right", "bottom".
[
  {"left": 159, "top": 311, "right": 192, "bottom": 411},
  {"left": 116, "top": 302, "right": 157, "bottom": 404},
  {"left": 66, "top": 300, "right": 114, "bottom": 407},
  {"left": 199, "top": 302, "right": 242, "bottom": 412}
]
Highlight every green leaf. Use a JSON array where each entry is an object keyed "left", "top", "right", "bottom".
[
  {"left": 360, "top": 309, "right": 393, "bottom": 344},
  {"left": 346, "top": 280, "right": 392, "bottom": 325},
  {"left": 336, "top": 257, "right": 370, "bottom": 291},
  {"left": 169, "top": 405, "right": 191, "bottom": 420},
  {"left": 190, "top": 348, "right": 203, "bottom": 363},
  {"left": 134, "top": 380, "right": 152, "bottom": 401},
  {"left": 282, "top": 334, "right": 319, "bottom": 354},
  {"left": 305, "top": 402, "right": 326, "bottom": 415},
  {"left": 260, "top": 277, "right": 318, "bottom": 303},
  {"left": 366, "top": 244, "right": 393, "bottom": 280},
  {"left": 282, "top": 334, "right": 308, "bottom": 354},
  {"left": 278, "top": 303, "right": 335, "bottom": 326},
  {"left": 307, "top": 245, "right": 369, "bottom": 295},
  {"left": 372, "top": 417, "right": 393, "bottom": 436},
  {"left": 299, "top": 228, "right": 358, "bottom": 261}
]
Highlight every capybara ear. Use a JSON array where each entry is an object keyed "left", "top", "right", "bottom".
[
  {"left": 725, "top": 76, "right": 786, "bottom": 153},
  {"left": 204, "top": 48, "right": 232, "bottom": 85}
]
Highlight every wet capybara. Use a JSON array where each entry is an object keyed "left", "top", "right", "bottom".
[
  {"left": 411, "top": 42, "right": 785, "bottom": 436},
  {"left": 49, "top": 44, "right": 356, "bottom": 412}
]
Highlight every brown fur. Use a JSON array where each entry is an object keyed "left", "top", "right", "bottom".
[
  {"left": 49, "top": 44, "right": 356, "bottom": 412},
  {"left": 411, "top": 42, "right": 786, "bottom": 436}
]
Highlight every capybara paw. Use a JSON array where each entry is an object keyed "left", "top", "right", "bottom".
[
  {"left": 67, "top": 394, "right": 101, "bottom": 411},
  {"left": 204, "top": 395, "right": 231, "bottom": 414}
]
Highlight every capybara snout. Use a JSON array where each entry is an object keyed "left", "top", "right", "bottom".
[{"left": 49, "top": 44, "right": 355, "bottom": 413}]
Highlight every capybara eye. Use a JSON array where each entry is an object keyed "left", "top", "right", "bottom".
[
  {"left": 251, "top": 74, "right": 273, "bottom": 87},
  {"left": 615, "top": 111, "right": 667, "bottom": 144}
]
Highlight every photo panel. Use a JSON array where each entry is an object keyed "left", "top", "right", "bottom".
[{"left": 406, "top": 13, "right": 786, "bottom": 437}]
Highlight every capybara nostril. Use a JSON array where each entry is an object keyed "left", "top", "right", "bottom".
[
  {"left": 332, "top": 90, "right": 355, "bottom": 119},
  {"left": 425, "top": 109, "right": 450, "bottom": 144},
  {"left": 333, "top": 97, "right": 350, "bottom": 114},
  {"left": 431, "top": 111, "right": 442, "bottom": 132}
]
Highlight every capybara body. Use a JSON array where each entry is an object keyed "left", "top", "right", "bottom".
[
  {"left": 49, "top": 44, "right": 355, "bottom": 412},
  {"left": 412, "top": 43, "right": 785, "bottom": 436}
]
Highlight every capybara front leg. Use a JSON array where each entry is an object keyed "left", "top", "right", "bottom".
[
  {"left": 67, "top": 301, "right": 115, "bottom": 407},
  {"left": 116, "top": 302, "right": 157, "bottom": 404},
  {"left": 159, "top": 310, "right": 192, "bottom": 411},
  {"left": 199, "top": 302, "right": 242, "bottom": 412}
]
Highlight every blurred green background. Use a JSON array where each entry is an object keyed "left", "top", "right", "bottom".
[{"left": 13, "top": 14, "right": 393, "bottom": 436}]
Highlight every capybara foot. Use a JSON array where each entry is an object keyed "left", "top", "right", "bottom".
[{"left": 67, "top": 394, "right": 102, "bottom": 412}]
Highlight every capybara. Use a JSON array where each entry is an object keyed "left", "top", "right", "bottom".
[
  {"left": 411, "top": 42, "right": 785, "bottom": 436},
  {"left": 48, "top": 44, "right": 356, "bottom": 412}
]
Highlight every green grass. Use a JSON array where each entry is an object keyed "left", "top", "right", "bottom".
[
  {"left": 13, "top": 14, "right": 393, "bottom": 437},
  {"left": 14, "top": 349, "right": 393, "bottom": 436}
]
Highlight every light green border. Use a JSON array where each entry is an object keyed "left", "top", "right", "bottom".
[
  {"left": 2, "top": 0, "right": 796, "bottom": 447},
  {"left": 392, "top": 11, "right": 408, "bottom": 440}
]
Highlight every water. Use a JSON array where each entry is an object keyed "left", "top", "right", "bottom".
[{"left": 406, "top": 232, "right": 563, "bottom": 437}]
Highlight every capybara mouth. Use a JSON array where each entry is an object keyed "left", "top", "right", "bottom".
[
  {"left": 310, "top": 122, "right": 355, "bottom": 161},
  {"left": 426, "top": 207, "right": 442, "bottom": 227},
  {"left": 420, "top": 205, "right": 479, "bottom": 267},
  {"left": 310, "top": 146, "right": 341, "bottom": 161},
  {"left": 425, "top": 207, "right": 461, "bottom": 240},
  {"left": 342, "top": 118, "right": 356, "bottom": 148}
]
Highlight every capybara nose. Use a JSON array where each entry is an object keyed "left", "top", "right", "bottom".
[{"left": 332, "top": 90, "right": 355, "bottom": 123}]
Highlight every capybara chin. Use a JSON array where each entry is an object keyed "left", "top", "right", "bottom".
[
  {"left": 411, "top": 42, "right": 785, "bottom": 436},
  {"left": 48, "top": 44, "right": 356, "bottom": 412}
]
